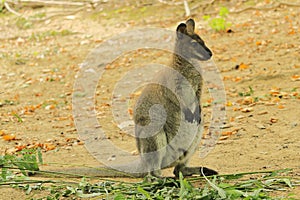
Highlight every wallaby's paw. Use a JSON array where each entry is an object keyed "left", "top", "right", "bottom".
[
  {"left": 200, "top": 167, "right": 218, "bottom": 176},
  {"left": 173, "top": 166, "right": 218, "bottom": 178},
  {"left": 144, "top": 174, "right": 162, "bottom": 182}
]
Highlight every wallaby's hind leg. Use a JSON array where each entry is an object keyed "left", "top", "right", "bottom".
[
  {"left": 137, "top": 127, "right": 167, "bottom": 178},
  {"left": 173, "top": 163, "right": 218, "bottom": 178}
]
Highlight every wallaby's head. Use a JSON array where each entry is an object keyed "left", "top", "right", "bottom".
[{"left": 175, "top": 19, "right": 212, "bottom": 61}]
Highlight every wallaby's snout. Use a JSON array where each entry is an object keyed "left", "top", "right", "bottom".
[{"left": 197, "top": 42, "right": 212, "bottom": 61}]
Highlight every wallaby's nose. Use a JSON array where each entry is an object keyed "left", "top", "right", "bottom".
[{"left": 207, "top": 48, "right": 213, "bottom": 57}]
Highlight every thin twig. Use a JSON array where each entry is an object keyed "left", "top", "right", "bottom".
[
  {"left": 157, "top": 0, "right": 182, "bottom": 6},
  {"left": 4, "top": 1, "right": 86, "bottom": 21},
  {"left": 0, "top": 180, "right": 55, "bottom": 186},
  {"left": 278, "top": 0, "right": 300, "bottom": 7},
  {"left": 231, "top": 0, "right": 300, "bottom": 14},
  {"left": 187, "top": 168, "right": 293, "bottom": 182},
  {"left": 31, "top": 6, "right": 86, "bottom": 21},
  {"left": 183, "top": 0, "right": 190, "bottom": 17},
  {"left": 0, "top": 179, "right": 79, "bottom": 186},
  {"left": 6, "top": 0, "right": 88, "bottom": 7},
  {"left": 4, "top": 2, "right": 22, "bottom": 16},
  {"left": 191, "top": 0, "right": 215, "bottom": 11},
  {"left": 190, "top": 0, "right": 300, "bottom": 15}
]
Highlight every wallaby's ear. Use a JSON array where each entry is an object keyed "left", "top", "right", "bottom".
[
  {"left": 176, "top": 23, "right": 186, "bottom": 39},
  {"left": 186, "top": 18, "right": 195, "bottom": 34}
]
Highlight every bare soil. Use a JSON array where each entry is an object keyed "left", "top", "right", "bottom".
[{"left": 0, "top": 0, "right": 299, "bottom": 199}]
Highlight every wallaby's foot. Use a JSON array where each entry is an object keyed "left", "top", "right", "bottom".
[
  {"left": 199, "top": 167, "right": 218, "bottom": 176},
  {"left": 144, "top": 171, "right": 163, "bottom": 182},
  {"left": 151, "top": 170, "right": 162, "bottom": 178},
  {"left": 173, "top": 165, "right": 218, "bottom": 178}
]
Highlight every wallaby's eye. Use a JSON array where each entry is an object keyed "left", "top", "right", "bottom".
[{"left": 191, "top": 40, "right": 198, "bottom": 47}]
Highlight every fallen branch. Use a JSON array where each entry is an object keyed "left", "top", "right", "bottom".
[
  {"left": 278, "top": 0, "right": 300, "bottom": 7},
  {"left": 6, "top": 0, "right": 91, "bottom": 7},
  {"left": 231, "top": 0, "right": 300, "bottom": 14},
  {"left": 32, "top": 6, "right": 86, "bottom": 21},
  {"left": 4, "top": 1, "right": 22, "bottom": 17},
  {"left": 3, "top": 0, "right": 90, "bottom": 21},
  {"left": 183, "top": 0, "right": 190, "bottom": 17},
  {"left": 190, "top": 0, "right": 300, "bottom": 15},
  {"left": 157, "top": 0, "right": 183, "bottom": 6},
  {"left": 191, "top": 0, "right": 215, "bottom": 11}
]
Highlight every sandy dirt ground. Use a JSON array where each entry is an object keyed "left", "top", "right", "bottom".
[{"left": 0, "top": 0, "right": 299, "bottom": 199}]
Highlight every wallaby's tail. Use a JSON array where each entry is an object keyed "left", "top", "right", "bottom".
[{"left": 34, "top": 166, "right": 146, "bottom": 178}]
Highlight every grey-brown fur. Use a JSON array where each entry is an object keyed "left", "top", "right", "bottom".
[{"left": 134, "top": 19, "right": 217, "bottom": 177}]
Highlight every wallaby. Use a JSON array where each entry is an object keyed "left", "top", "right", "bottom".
[
  {"left": 133, "top": 18, "right": 217, "bottom": 178},
  {"left": 37, "top": 19, "right": 217, "bottom": 178}
]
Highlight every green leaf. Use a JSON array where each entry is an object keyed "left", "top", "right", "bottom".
[
  {"left": 13, "top": 113, "right": 23, "bottom": 122},
  {"left": 203, "top": 15, "right": 211, "bottom": 21},
  {"left": 225, "top": 189, "right": 244, "bottom": 198},
  {"left": 282, "top": 178, "right": 293, "bottom": 188},
  {"left": 179, "top": 172, "right": 189, "bottom": 198},
  {"left": 137, "top": 186, "right": 151, "bottom": 199},
  {"left": 218, "top": 182, "right": 232, "bottom": 188},
  {"left": 37, "top": 148, "right": 43, "bottom": 164},
  {"left": 203, "top": 175, "right": 227, "bottom": 199},
  {"left": 25, "top": 184, "right": 32, "bottom": 195},
  {"left": 1, "top": 167, "right": 8, "bottom": 181},
  {"left": 219, "top": 7, "right": 229, "bottom": 18},
  {"left": 249, "top": 86, "right": 254, "bottom": 95},
  {"left": 114, "top": 194, "right": 126, "bottom": 200},
  {"left": 223, "top": 174, "right": 243, "bottom": 180}
]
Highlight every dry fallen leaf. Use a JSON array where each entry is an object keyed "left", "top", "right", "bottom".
[
  {"left": 270, "top": 118, "right": 278, "bottom": 123},
  {"left": 264, "top": 102, "right": 276, "bottom": 106},
  {"left": 235, "top": 115, "right": 246, "bottom": 120},
  {"left": 2, "top": 134, "right": 16, "bottom": 141},
  {"left": 15, "top": 145, "right": 27, "bottom": 152},
  {"left": 43, "top": 143, "right": 56, "bottom": 151},
  {"left": 269, "top": 89, "right": 280, "bottom": 96},
  {"left": 0, "top": 130, "right": 4, "bottom": 136},
  {"left": 241, "top": 107, "right": 253, "bottom": 113},
  {"left": 272, "top": 97, "right": 281, "bottom": 103},
  {"left": 256, "top": 123, "right": 266, "bottom": 129},
  {"left": 238, "top": 63, "right": 249, "bottom": 70},
  {"left": 257, "top": 110, "right": 268, "bottom": 115},
  {"left": 222, "top": 131, "right": 234, "bottom": 136},
  {"left": 291, "top": 75, "right": 300, "bottom": 81},
  {"left": 288, "top": 28, "right": 296, "bottom": 35},
  {"left": 233, "top": 107, "right": 240, "bottom": 111},
  {"left": 226, "top": 101, "right": 233, "bottom": 106},
  {"left": 232, "top": 77, "right": 242, "bottom": 82},
  {"left": 223, "top": 76, "right": 231, "bottom": 81},
  {"left": 291, "top": 92, "right": 298, "bottom": 97},
  {"left": 45, "top": 104, "right": 56, "bottom": 110},
  {"left": 219, "top": 136, "right": 229, "bottom": 140},
  {"left": 242, "top": 96, "right": 254, "bottom": 105}
]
